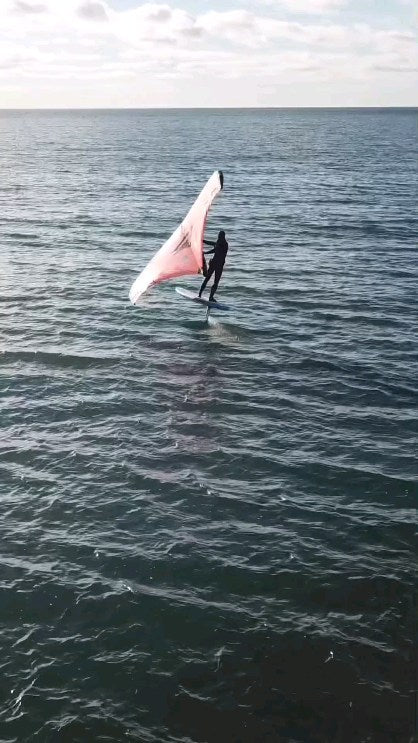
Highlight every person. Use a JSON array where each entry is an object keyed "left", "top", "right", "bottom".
[{"left": 199, "top": 230, "right": 228, "bottom": 301}]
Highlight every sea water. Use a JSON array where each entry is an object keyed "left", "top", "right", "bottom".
[{"left": 0, "top": 108, "right": 416, "bottom": 742}]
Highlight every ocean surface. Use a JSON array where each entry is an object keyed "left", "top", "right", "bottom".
[{"left": 0, "top": 108, "right": 417, "bottom": 743}]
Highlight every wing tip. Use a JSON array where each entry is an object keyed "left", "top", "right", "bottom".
[{"left": 129, "top": 282, "right": 141, "bottom": 305}]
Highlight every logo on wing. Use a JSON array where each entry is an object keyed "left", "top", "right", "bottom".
[{"left": 171, "top": 227, "right": 192, "bottom": 256}]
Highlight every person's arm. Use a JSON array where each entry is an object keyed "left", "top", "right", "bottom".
[
  {"left": 204, "top": 247, "right": 215, "bottom": 255},
  {"left": 203, "top": 239, "right": 215, "bottom": 247}
]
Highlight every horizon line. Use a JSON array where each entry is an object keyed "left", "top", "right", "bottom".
[{"left": 0, "top": 105, "right": 417, "bottom": 111}]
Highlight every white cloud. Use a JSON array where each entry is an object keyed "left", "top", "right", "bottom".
[
  {"left": 77, "top": 2, "right": 108, "bottom": 22},
  {"left": 261, "top": 0, "right": 347, "bottom": 14},
  {"left": 199, "top": 11, "right": 346, "bottom": 47},
  {"left": 107, "top": 3, "right": 201, "bottom": 46},
  {"left": 13, "top": 0, "right": 47, "bottom": 13}
]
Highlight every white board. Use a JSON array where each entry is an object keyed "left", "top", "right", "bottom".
[{"left": 175, "top": 287, "right": 230, "bottom": 311}]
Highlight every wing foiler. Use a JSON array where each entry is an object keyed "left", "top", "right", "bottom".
[{"left": 129, "top": 170, "right": 224, "bottom": 305}]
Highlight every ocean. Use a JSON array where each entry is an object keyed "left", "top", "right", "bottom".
[{"left": 0, "top": 108, "right": 417, "bottom": 742}]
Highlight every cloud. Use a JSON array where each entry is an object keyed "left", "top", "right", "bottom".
[
  {"left": 373, "top": 63, "right": 417, "bottom": 72},
  {"left": 77, "top": 2, "right": 108, "bottom": 21},
  {"left": 107, "top": 3, "right": 201, "bottom": 47},
  {"left": 13, "top": 0, "right": 46, "bottom": 13},
  {"left": 199, "top": 11, "right": 353, "bottom": 48},
  {"left": 0, "top": 40, "right": 44, "bottom": 73},
  {"left": 261, "top": 0, "right": 347, "bottom": 14},
  {"left": 144, "top": 6, "right": 171, "bottom": 22}
]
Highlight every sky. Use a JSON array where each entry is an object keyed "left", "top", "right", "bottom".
[{"left": 0, "top": 0, "right": 417, "bottom": 107}]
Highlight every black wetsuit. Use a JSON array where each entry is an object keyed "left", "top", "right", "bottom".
[{"left": 199, "top": 237, "right": 228, "bottom": 301}]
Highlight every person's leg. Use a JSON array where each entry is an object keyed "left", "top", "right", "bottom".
[
  {"left": 209, "top": 264, "right": 223, "bottom": 301},
  {"left": 199, "top": 260, "right": 214, "bottom": 297}
]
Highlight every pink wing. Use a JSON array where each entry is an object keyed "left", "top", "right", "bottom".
[{"left": 129, "top": 170, "right": 224, "bottom": 304}]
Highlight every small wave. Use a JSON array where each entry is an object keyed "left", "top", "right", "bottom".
[{"left": 0, "top": 349, "right": 120, "bottom": 369}]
